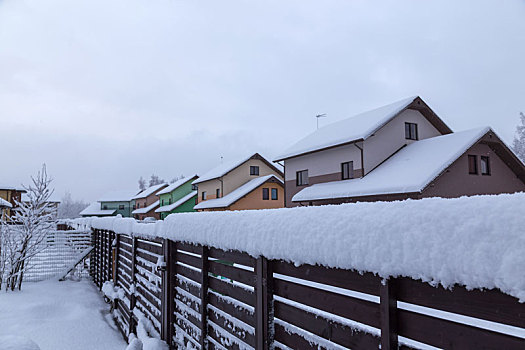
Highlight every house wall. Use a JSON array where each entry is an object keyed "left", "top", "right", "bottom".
[
  {"left": 363, "top": 109, "right": 442, "bottom": 175},
  {"left": 200, "top": 181, "right": 284, "bottom": 211},
  {"left": 100, "top": 201, "right": 131, "bottom": 217},
  {"left": 196, "top": 158, "right": 283, "bottom": 204},
  {"left": 422, "top": 143, "right": 525, "bottom": 198},
  {"left": 160, "top": 195, "right": 197, "bottom": 219},
  {"left": 0, "top": 189, "right": 23, "bottom": 218}
]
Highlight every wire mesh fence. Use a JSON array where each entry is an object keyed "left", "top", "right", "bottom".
[{"left": 22, "top": 228, "right": 92, "bottom": 281}]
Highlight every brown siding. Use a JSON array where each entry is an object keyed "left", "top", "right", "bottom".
[
  {"left": 285, "top": 169, "right": 364, "bottom": 207},
  {"left": 422, "top": 143, "right": 525, "bottom": 198}
]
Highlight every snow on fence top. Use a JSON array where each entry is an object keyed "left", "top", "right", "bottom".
[{"left": 70, "top": 193, "right": 525, "bottom": 301}]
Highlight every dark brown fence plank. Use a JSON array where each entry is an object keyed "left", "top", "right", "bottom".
[
  {"left": 398, "top": 309, "right": 525, "bottom": 350},
  {"left": 274, "top": 322, "right": 327, "bottom": 350},
  {"left": 209, "top": 247, "right": 256, "bottom": 268},
  {"left": 273, "top": 278, "right": 380, "bottom": 329},
  {"left": 208, "top": 260, "right": 256, "bottom": 287},
  {"left": 274, "top": 300, "right": 380, "bottom": 350},
  {"left": 208, "top": 305, "right": 256, "bottom": 347},
  {"left": 175, "top": 275, "right": 201, "bottom": 299},
  {"left": 176, "top": 264, "right": 201, "bottom": 284},
  {"left": 208, "top": 291, "right": 255, "bottom": 326},
  {"left": 176, "top": 241, "right": 202, "bottom": 255},
  {"left": 137, "top": 238, "right": 163, "bottom": 255},
  {"left": 397, "top": 277, "right": 525, "bottom": 329},
  {"left": 273, "top": 261, "right": 380, "bottom": 297},
  {"left": 208, "top": 276, "right": 256, "bottom": 307},
  {"left": 177, "top": 251, "right": 202, "bottom": 270}
]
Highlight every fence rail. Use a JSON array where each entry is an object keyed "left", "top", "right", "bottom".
[{"left": 87, "top": 227, "right": 525, "bottom": 349}]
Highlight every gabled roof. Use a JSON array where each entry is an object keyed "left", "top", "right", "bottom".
[
  {"left": 293, "top": 127, "right": 493, "bottom": 202},
  {"left": 0, "top": 185, "right": 26, "bottom": 192},
  {"left": 194, "top": 175, "right": 283, "bottom": 210},
  {"left": 98, "top": 190, "right": 138, "bottom": 203},
  {"left": 193, "top": 153, "right": 283, "bottom": 185},
  {"left": 274, "top": 96, "right": 452, "bottom": 161},
  {"left": 132, "top": 200, "right": 160, "bottom": 214},
  {"left": 156, "top": 191, "right": 197, "bottom": 213},
  {"left": 0, "top": 197, "right": 12, "bottom": 208},
  {"left": 157, "top": 176, "right": 199, "bottom": 195},
  {"left": 132, "top": 183, "right": 169, "bottom": 200},
  {"left": 80, "top": 202, "right": 116, "bottom": 216}
]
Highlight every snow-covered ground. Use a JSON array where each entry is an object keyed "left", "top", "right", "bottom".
[{"left": 0, "top": 280, "right": 126, "bottom": 350}]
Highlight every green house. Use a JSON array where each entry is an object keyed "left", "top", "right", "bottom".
[
  {"left": 155, "top": 175, "right": 199, "bottom": 219},
  {"left": 98, "top": 190, "right": 138, "bottom": 217}
]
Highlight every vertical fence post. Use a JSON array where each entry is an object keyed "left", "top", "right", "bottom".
[
  {"left": 200, "top": 246, "right": 209, "bottom": 349},
  {"left": 113, "top": 234, "right": 119, "bottom": 283},
  {"left": 129, "top": 236, "right": 137, "bottom": 336},
  {"left": 99, "top": 230, "right": 103, "bottom": 289},
  {"left": 380, "top": 278, "right": 398, "bottom": 350},
  {"left": 161, "top": 238, "right": 174, "bottom": 347},
  {"left": 255, "top": 256, "right": 273, "bottom": 350}
]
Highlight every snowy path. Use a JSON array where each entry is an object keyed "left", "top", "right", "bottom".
[{"left": 0, "top": 280, "right": 126, "bottom": 350}]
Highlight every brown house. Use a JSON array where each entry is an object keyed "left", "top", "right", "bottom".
[
  {"left": 193, "top": 153, "right": 284, "bottom": 211},
  {"left": 0, "top": 185, "right": 26, "bottom": 219},
  {"left": 131, "top": 183, "right": 169, "bottom": 220},
  {"left": 274, "top": 96, "right": 525, "bottom": 206}
]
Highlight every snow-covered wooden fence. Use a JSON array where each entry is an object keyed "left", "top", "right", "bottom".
[{"left": 88, "top": 228, "right": 525, "bottom": 350}]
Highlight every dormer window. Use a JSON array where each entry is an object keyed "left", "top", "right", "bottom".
[
  {"left": 250, "top": 166, "right": 259, "bottom": 176},
  {"left": 405, "top": 122, "right": 418, "bottom": 140}
]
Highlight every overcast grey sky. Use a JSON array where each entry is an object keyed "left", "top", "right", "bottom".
[{"left": 1, "top": 0, "right": 524, "bottom": 202}]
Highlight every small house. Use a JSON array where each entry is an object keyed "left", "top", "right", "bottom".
[
  {"left": 155, "top": 175, "right": 199, "bottom": 220},
  {"left": 131, "top": 183, "right": 169, "bottom": 220}
]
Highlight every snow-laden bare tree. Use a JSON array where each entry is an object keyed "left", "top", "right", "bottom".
[
  {"left": 1, "top": 164, "right": 57, "bottom": 291},
  {"left": 512, "top": 112, "right": 525, "bottom": 163},
  {"left": 57, "top": 191, "right": 88, "bottom": 219}
]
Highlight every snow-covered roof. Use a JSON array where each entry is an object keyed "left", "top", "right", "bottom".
[
  {"left": 0, "top": 197, "right": 12, "bottom": 208},
  {"left": 98, "top": 190, "right": 138, "bottom": 203},
  {"left": 132, "top": 200, "right": 160, "bottom": 214},
  {"left": 274, "top": 96, "right": 446, "bottom": 161},
  {"left": 156, "top": 191, "right": 197, "bottom": 213},
  {"left": 157, "top": 176, "right": 198, "bottom": 195},
  {"left": 194, "top": 175, "right": 283, "bottom": 210},
  {"left": 79, "top": 202, "right": 116, "bottom": 216},
  {"left": 132, "top": 183, "right": 168, "bottom": 200},
  {"left": 21, "top": 193, "right": 61, "bottom": 203},
  {"left": 293, "top": 127, "right": 491, "bottom": 202},
  {"left": 0, "top": 185, "right": 26, "bottom": 192},
  {"left": 192, "top": 155, "right": 255, "bottom": 185}
]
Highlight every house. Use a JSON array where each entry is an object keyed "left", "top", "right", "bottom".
[
  {"left": 0, "top": 185, "right": 26, "bottom": 219},
  {"left": 80, "top": 202, "right": 116, "bottom": 217},
  {"left": 98, "top": 190, "right": 138, "bottom": 217},
  {"left": 0, "top": 197, "right": 12, "bottom": 220},
  {"left": 155, "top": 175, "right": 199, "bottom": 220},
  {"left": 193, "top": 153, "right": 285, "bottom": 211},
  {"left": 274, "top": 96, "right": 525, "bottom": 206},
  {"left": 131, "top": 183, "right": 169, "bottom": 220}
]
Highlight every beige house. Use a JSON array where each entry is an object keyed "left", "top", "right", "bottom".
[
  {"left": 193, "top": 153, "right": 284, "bottom": 211},
  {"left": 131, "top": 183, "right": 169, "bottom": 220},
  {"left": 274, "top": 96, "right": 525, "bottom": 206}
]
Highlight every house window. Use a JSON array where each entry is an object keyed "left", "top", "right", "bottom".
[
  {"left": 271, "top": 188, "right": 278, "bottom": 200},
  {"left": 250, "top": 166, "right": 259, "bottom": 175},
  {"left": 296, "top": 170, "right": 308, "bottom": 186},
  {"left": 119, "top": 205, "right": 124, "bottom": 210},
  {"left": 262, "top": 188, "right": 269, "bottom": 200},
  {"left": 192, "top": 184, "right": 198, "bottom": 190},
  {"left": 169, "top": 198, "right": 172, "bottom": 205},
  {"left": 405, "top": 122, "right": 418, "bottom": 140},
  {"left": 481, "top": 156, "right": 490, "bottom": 175},
  {"left": 161, "top": 199, "right": 164, "bottom": 206},
  {"left": 216, "top": 189, "right": 220, "bottom": 198},
  {"left": 468, "top": 155, "right": 478, "bottom": 175},
  {"left": 103, "top": 205, "right": 108, "bottom": 210},
  {"left": 136, "top": 203, "right": 140, "bottom": 208},
  {"left": 341, "top": 161, "right": 354, "bottom": 180},
  {"left": 133, "top": 204, "right": 136, "bottom": 210},
  {"left": 202, "top": 191, "right": 207, "bottom": 200}
]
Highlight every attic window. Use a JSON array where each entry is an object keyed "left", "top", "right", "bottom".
[
  {"left": 405, "top": 122, "right": 418, "bottom": 140},
  {"left": 250, "top": 166, "right": 260, "bottom": 176},
  {"left": 481, "top": 156, "right": 490, "bottom": 176},
  {"left": 468, "top": 155, "right": 478, "bottom": 175}
]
